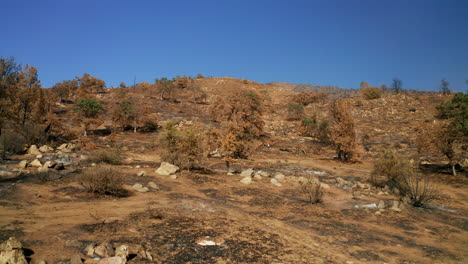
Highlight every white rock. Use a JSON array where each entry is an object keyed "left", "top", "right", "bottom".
[
  {"left": 320, "top": 183, "right": 330, "bottom": 189},
  {"left": 18, "top": 160, "right": 28, "bottom": 169},
  {"left": 148, "top": 182, "right": 159, "bottom": 189},
  {"left": 240, "top": 177, "right": 252, "bottom": 184},
  {"left": 36, "top": 154, "right": 43, "bottom": 159},
  {"left": 29, "top": 159, "right": 42, "bottom": 167},
  {"left": 27, "top": 145, "right": 41, "bottom": 155},
  {"left": 96, "top": 256, "right": 126, "bottom": 264},
  {"left": 155, "top": 162, "right": 179, "bottom": 175},
  {"left": 37, "top": 167, "right": 48, "bottom": 173},
  {"left": 57, "top": 143, "right": 68, "bottom": 150},
  {"left": 240, "top": 168, "right": 254, "bottom": 178},
  {"left": 132, "top": 183, "right": 149, "bottom": 193},
  {"left": 274, "top": 173, "right": 285, "bottom": 181},
  {"left": 271, "top": 178, "right": 282, "bottom": 187},
  {"left": 169, "top": 175, "right": 178, "bottom": 180},
  {"left": 253, "top": 174, "right": 262, "bottom": 180},
  {"left": 137, "top": 171, "right": 146, "bottom": 177},
  {"left": 39, "top": 145, "right": 54, "bottom": 153},
  {"left": 0, "top": 237, "right": 28, "bottom": 264}
]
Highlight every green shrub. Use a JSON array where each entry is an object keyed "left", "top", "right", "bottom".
[
  {"left": 79, "top": 166, "right": 125, "bottom": 196},
  {"left": 159, "top": 121, "right": 202, "bottom": 170},
  {"left": 76, "top": 99, "right": 103, "bottom": 118}
]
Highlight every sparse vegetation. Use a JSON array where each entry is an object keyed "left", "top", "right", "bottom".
[
  {"left": 299, "top": 176, "right": 323, "bottom": 204},
  {"left": 287, "top": 103, "right": 304, "bottom": 120},
  {"left": 79, "top": 166, "right": 125, "bottom": 196},
  {"left": 94, "top": 148, "right": 123, "bottom": 165},
  {"left": 361, "top": 86, "right": 382, "bottom": 100},
  {"left": 159, "top": 121, "right": 203, "bottom": 170},
  {"left": 76, "top": 99, "right": 104, "bottom": 118},
  {"left": 329, "top": 100, "right": 360, "bottom": 161}
]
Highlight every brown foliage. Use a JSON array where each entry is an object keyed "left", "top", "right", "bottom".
[
  {"left": 329, "top": 100, "right": 361, "bottom": 161},
  {"left": 292, "top": 91, "right": 327, "bottom": 106},
  {"left": 79, "top": 166, "right": 125, "bottom": 196},
  {"left": 361, "top": 86, "right": 382, "bottom": 100},
  {"left": 299, "top": 176, "right": 323, "bottom": 204}
]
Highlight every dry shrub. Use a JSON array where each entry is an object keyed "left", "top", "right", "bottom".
[
  {"left": 94, "top": 148, "right": 123, "bottom": 165},
  {"left": 361, "top": 86, "right": 382, "bottom": 100},
  {"left": 405, "top": 174, "right": 439, "bottom": 207},
  {"left": 329, "top": 100, "right": 361, "bottom": 161},
  {"left": 372, "top": 150, "right": 439, "bottom": 207},
  {"left": 159, "top": 121, "right": 203, "bottom": 170},
  {"left": 292, "top": 91, "right": 327, "bottom": 106},
  {"left": 299, "top": 177, "right": 323, "bottom": 204},
  {"left": 287, "top": 104, "right": 304, "bottom": 120},
  {"left": 79, "top": 166, "right": 125, "bottom": 196},
  {"left": 300, "top": 116, "right": 331, "bottom": 143},
  {"left": 371, "top": 149, "right": 413, "bottom": 188}
]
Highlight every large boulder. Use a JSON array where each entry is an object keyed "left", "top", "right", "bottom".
[
  {"left": 27, "top": 145, "right": 41, "bottom": 155},
  {"left": 155, "top": 162, "right": 179, "bottom": 175},
  {"left": 0, "top": 237, "right": 28, "bottom": 264}
]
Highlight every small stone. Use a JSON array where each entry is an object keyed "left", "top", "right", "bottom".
[
  {"left": 39, "top": 145, "right": 54, "bottom": 153},
  {"left": 70, "top": 254, "right": 84, "bottom": 264},
  {"left": 148, "top": 182, "right": 159, "bottom": 189},
  {"left": 97, "top": 256, "right": 126, "bottom": 264},
  {"left": 91, "top": 163, "right": 97, "bottom": 167},
  {"left": 271, "top": 178, "right": 282, "bottom": 187},
  {"left": 253, "top": 174, "right": 262, "bottom": 180},
  {"left": 18, "top": 160, "right": 28, "bottom": 169},
  {"left": 95, "top": 242, "right": 114, "bottom": 257},
  {"left": 27, "top": 145, "right": 41, "bottom": 155},
  {"left": 375, "top": 211, "right": 381, "bottom": 215},
  {"left": 132, "top": 183, "right": 149, "bottom": 193},
  {"left": 274, "top": 173, "right": 285, "bottom": 181},
  {"left": 240, "top": 168, "right": 254, "bottom": 178},
  {"left": 37, "top": 167, "right": 48, "bottom": 173},
  {"left": 57, "top": 143, "right": 68, "bottom": 150},
  {"left": 320, "top": 183, "right": 330, "bottom": 189},
  {"left": 84, "top": 242, "right": 97, "bottom": 257},
  {"left": 43, "top": 161, "right": 57, "bottom": 168},
  {"left": 378, "top": 200, "right": 386, "bottom": 209},
  {"left": 36, "top": 154, "right": 43, "bottom": 159},
  {"left": 29, "top": 159, "right": 42, "bottom": 167},
  {"left": 240, "top": 177, "right": 252, "bottom": 184},
  {"left": 137, "top": 171, "right": 146, "bottom": 177},
  {"left": 155, "top": 162, "right": 179, "bottom": 175},
  {"left": 377, "top": 191, "right": 384, "bottom": 195},
  {"left": 169, "top": 174, "right": 177, "bottom": 180},
  {"left": 135, "top": 165, "right": 141, "bottom": 169}
]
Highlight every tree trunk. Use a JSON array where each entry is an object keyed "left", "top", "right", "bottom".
[
  {"left": 452, "top": 164, "right": 457, "bottom": 176},
  {"left": 134, "top": 127, "right": 137, "bottom": 133}
]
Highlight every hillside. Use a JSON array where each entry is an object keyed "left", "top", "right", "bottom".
[{"left": 0, "top": 76, "right": 466, "bottom": 264}]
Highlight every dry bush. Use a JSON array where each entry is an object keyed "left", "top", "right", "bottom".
[
  {"left": 329, "top": 100, "right": 361, "bottom": 161},
  {"left": 300, "top": 116, "right": 331, "bottom": 143},
  {"left": 79, "top": 166, "right": 125, "bottom": 196},
  {"left": 371, "top": 149, "right": 414, "bottom": 189},
  {"left": 299, "top": 177, "right": 323, "bottom": 204},
  {"left": 361, "top": 86, "right": 382, "bottom": 100},
  {"left": 159, "top": 121, "right": 203, "bottom": 170},
  {"left": 405, "top": 174, "right": 439, "bottom": 207},
  {"left": 190, "top": 86, "right": 207, "bottom": 104},
  {"left": 292, "top": 91, "right": 327, "bottom": 106},
  {"left": 94, "top": 148, "right": 123, "bottom": 165},
  {"left": 287, "top": 103, "right": 304, "bottom": 120}
]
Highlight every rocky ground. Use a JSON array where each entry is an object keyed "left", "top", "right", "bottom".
[{"left": 0, "top": 132, "right": 466, "bottom": 264}]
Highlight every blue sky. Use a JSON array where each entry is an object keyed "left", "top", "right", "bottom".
[{"left": 2, "top": 0, "right": 467, "bottom": 91}]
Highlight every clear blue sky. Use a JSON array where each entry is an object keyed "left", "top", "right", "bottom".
[{"left": 2, "top": 0, "right": 467, "bottom": 91}]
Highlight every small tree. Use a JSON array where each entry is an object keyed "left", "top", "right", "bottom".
[
  {"left": 76, "top": 99, "right": 103, "bottom": 118},
  {"left": 112, "top": 101, "right": 137, "bottom": 131},
  {"left": 392, "top": 78, "right": 403, "bottom": 94},
  {"left": 329, "top": 100, "right": 360, "bottom": 161},
  {"left": 155, "top": 77, "right": 175, "bottom": 101},
  {"left": 440, "top": 78, "right": 451, "bottom": 95},
  {"left": 51, "top": 80, "right": 78, "bottom": 102}
]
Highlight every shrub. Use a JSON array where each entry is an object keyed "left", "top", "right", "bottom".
[
  {"left": 361, "top": 86, "right": 381, "bottom": 100},
  {"left": 299, "top": 177, "right": 323, "bottom": 204},
  {"left": 159, "top": 121, "right": 202, "bottom": 170},
  {"left": 112, "top": 101, "right": 136, "bottom": 128},
  {"left": 94, "top": 148, "right": 123, "bottom": 165},
  {"left": 287, "top": 104, "right": 304, "bottom": 120},
  {"left": 76, "top": 99, "right": 103, "bottom": 118},
  {"left": 0, "top": 128, "right": 26, "bottom": 158},
  {"left": 79, "top": 166, "right": 125, "bottom": 196},
  {"left": 329, "top": 100, "right": 360, "bottom": 161},
  {"left": 404, "top": 173, "right": 439, "bottom": 207},
  {"left": 300, "top": 117, "right": 317, "bottom": 137},
  {"left": 292, "top": 91, "right": 327, "bottom": 106},
  {"left": 371, "top": 150, "right": 414, "bottom": 189}
]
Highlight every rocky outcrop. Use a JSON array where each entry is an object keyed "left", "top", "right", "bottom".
[
  {"left": 0, "top": 237, "right": 28, "bottom": 264},
  {"left": 155, "top": 162, "right": 179, "bottom": 175}
]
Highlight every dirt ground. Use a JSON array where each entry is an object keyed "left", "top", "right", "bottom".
[{"left": 1, "top": 131, "right": 466, "bottom": 264}]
